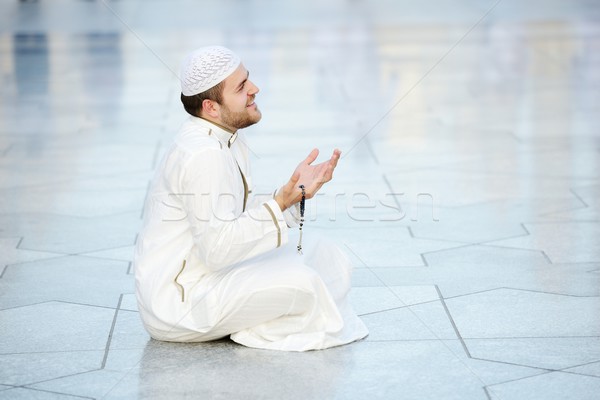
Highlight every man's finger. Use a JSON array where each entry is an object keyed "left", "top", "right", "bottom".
[
  {"left": 330, "top": 149, "right": 341, "bottom": 169},
  {"left": 323, "top": 163, "right": 334, "bottom": 182},
  {"left": 287, "top": 171, "right": 301, "bottom": 191},
  {"left": 303, "top": 148, "right": 319, "bottom": 165}
]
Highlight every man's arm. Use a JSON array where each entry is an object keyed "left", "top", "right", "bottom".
[{"left": 181, "top": 149, "right": 288, "bottom": 271}]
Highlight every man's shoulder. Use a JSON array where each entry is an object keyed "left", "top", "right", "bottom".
[
  {"left": 175, "top": 133, "right": 223, "bottom": 153},
  {"left": 175, "top": 121, "right": 224, "bottom": 154}
]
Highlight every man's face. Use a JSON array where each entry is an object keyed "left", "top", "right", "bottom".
[{"left": 218, "top": 63, "right": 262, "bottom": 131}]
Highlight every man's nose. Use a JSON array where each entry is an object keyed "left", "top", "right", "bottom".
[{"left": 247, "top": 80, "right": 259, "bottom": 95}]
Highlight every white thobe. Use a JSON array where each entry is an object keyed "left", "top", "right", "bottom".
[{"left": 134, "top": 116, "right": 368, "bottom": 351}]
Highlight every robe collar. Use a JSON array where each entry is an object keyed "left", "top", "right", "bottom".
[{"left": 190, "top": 116, "right": 238, "bottom": 148}]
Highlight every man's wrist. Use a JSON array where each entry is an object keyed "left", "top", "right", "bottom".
[{"left": 274, "top": 190, "right": 287, "bottom": 212}]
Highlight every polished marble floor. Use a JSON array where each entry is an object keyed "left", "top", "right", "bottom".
[{"left": 1, "top": 0, "right": 600, "bottom": 399}]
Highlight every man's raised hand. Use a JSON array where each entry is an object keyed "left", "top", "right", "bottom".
[{"left": 274, "top": 148, "right": 342, "bottom": 211}]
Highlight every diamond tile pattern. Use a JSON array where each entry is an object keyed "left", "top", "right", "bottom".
[{"left": 1, "top": 0, "right": 599, "bottom": 399}]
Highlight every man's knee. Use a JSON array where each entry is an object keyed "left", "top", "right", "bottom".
[{"left": 268, "top": 264, "right": 321, "bottom": 291}]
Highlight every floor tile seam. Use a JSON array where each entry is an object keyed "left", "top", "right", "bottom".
[
  {"left": 21, "top": 207, "right": 148, "bottom": 220},
  {"left": 414, "top": 285, "right": 503, "bottom": 390},
  {"left": 558, "top": 369, "right": 600, "bottom": 379},
  {"left": 97, "top": 358, "right": 144, "bottom": 399},
  {"left": 426, "top": 157, "right": 597, "bottom": 174},
  {"left": 443, "top": 286, "right": 600, "bottom": 300},
  {"left": 20, "top": 370, "right": 102, "bottom": 399},
  {"left": 559, "top": 359, "right": 600, "bottom": 374},
  {"left": 377, "top": 163, "right": 523, "bottom": 209},
  {"left": 346, "top": 243, "right": 496, "bottom": 386},
  {"left": 360, "top": 338, "right": 463, "bottom": 343},
  {"left": 0, "top": 209, "right": 141, "bottom": 221},
  {"left": 354, "top": 263, "right": 429, "bottom": 269},
  {"left": 429, "top": 167, "right": 600, "bottom": 182},
  {"left": 116, "top": 308, "right": 138, "bottom": 314},
  {"left": 498, "top": 286, "right": 600, "bottom": 298},
  {"left": 377, "top": 163, "right": 479, "bottom": 176},
  {"left": 3, "top": 253, "right": 74, "bottom": 272},
  {"left": 1, "top": 143, "right": 14, "bottom": 157},
  {"left": 538, "top": 217, "right": 600, "bottom": 224},
  {"left": 0, "top": 177, "right": 80, "bottom": 192},
  {"left": 0, "top": 349, "right": 108, "bottom": 356},
  {"left": 5, "top": 253, "right": 131, "bottom": 270},
  {"left": 73, "top": 253, "right": 133, "bottom": 265},
  {"left": 76, "top": 244, "right": 136, "bottom": 255},
  {"left": 352, "top": 284, "right": 435, "bottom": 289},
  {"left": 429, "top": 197, "right": 529, "bottom": 212},
  {"left": 16, "top": 248, "right": 133, "bottom": 259},
  {"left": 0, "top": 299, "right": 121, "bottom": 312},
  {"left": 419, "top": 241, "right": 484, "bottom": 265},
  {"left": 14, "top": 238, "right": 68, "bottom": 258},
  {"left": 480, "top": 363, "right": 556, "bottom": 388},
  {"left": 540, "top": 187, "right": 589, "bottom": 211},
  {"left": 0, "top": 169, "right": 153, "bottom": 192},
  {"left": 482, "top": 386, "right": 494, "bottom": 400},
  {"left": 523, "top": 220, "right": 600, "bottom": 226},
  {"left": 482, "top": 367, "right": 561, "bottom": 398},
  {"left": 473, "top": 359, "right": 600, "bottom": 381},
  {"left": 6, "top": 384, "right": 95, "bottom": 399},
  {"left": 480, "top": 242, "right": 600, "bottom": 265},
  {"left": 101, "top": 294, "right": 123, "bottom": 369},
  {"left": 0, "top": 235, "right": 25, "bottom": 245},
  {"left": 343, "top": 242, "right": 430, "bottom": 268},
  {"left": 414, "top": 230, "right": 531, "bottom": 246},
  {"left": 536, "top": 205, "right": 593, "bottom": 220},
  {"left": 408, "top": 227, "right": 475, "bottom": 246},
  {"left": 0, "top": 384, "right": 17, "bottom": 392},
  {"left": 127, "top": 260, "right": 133, "bottom": 274},
  {"left": 4, "top": 139, "right": 159, "bottom": 151},
  {"left": 0, "top": 184, "right": 149, "bottom": 195},
  {"left": 151, "top": 139, "right": 163, "bottom": 169},
  {"left": 484, "top": 365, "right": 600, "bottom": 391},
  {"left": 477, "top": 242, "right": 551, "bottom": 258},
  {"left": 305, "top": 222, "right": 411, "bottom": 230},
  {"left": 479, "top": 222, "right": 531, "bottom": 242},
  {"left": 364, "top": 136, "right": 379, "bottom": 165},
  {"left": 357, "top": 299, "right": 441, "bottom": 316},
  {"left": 414, "top": 238, "right": 471, "bottom": 255},
  {"left": 435, "top": 285, "right": 472, "bottom": 357},
  {"left": 381, "top": 174, "right": 396, "bottom": 213},
  {"left": 437, "top": 286, "right": 516, "bottom": 301},
  {"left": 462, "top": 335, "right": 600, "bottom": 340},
  {"left": 473, "top": 241, "right": 546, "bottom": 257},
  {"left": 0, "top": 345, "right": 150, "bottom": 358}
]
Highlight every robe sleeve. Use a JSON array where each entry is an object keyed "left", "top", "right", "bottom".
[
  {"left": 271, "top": 188, "right": 301, "bottom": 228},
  {"left": 283, "top": 203, "right": 301, "bottom": 227},
  {"left": 180, "top": 148, "right": 288, "bottom": 271}
]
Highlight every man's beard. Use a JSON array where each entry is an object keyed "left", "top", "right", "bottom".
[{"left": 220, "top": 103, "right": 262, "bottom": 130}]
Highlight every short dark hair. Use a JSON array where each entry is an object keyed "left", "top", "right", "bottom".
[{"left": 180, "top": 81, "right": 225, "bottom": 117}]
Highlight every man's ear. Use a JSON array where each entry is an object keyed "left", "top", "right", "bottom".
[{"left": 201, "top": 99, "right": 219, "bottom": 118}]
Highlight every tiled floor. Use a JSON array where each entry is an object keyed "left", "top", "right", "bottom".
[{"left": 1, "top": 0, "right": 599, "bottom": 399}]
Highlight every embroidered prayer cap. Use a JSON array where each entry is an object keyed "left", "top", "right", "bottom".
[{"left": 180, "top": 46, "right": 241, "bottom": 96}]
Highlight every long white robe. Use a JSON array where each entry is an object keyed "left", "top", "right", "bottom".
[{"left": 133, "top": 116, "right": 368, "bottom": 351}]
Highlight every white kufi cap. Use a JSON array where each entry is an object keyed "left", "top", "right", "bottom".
[{"left": 180, "top": 46, "right": 241, "bottom": 96}]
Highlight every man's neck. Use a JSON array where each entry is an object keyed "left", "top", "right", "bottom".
[{"left": 199, "top": 116, "right": 236, "bottom": 134}]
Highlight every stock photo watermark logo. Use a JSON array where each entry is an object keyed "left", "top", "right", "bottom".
[{"left": 160, "top": 191, "right": 440, "bottom": 223}]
